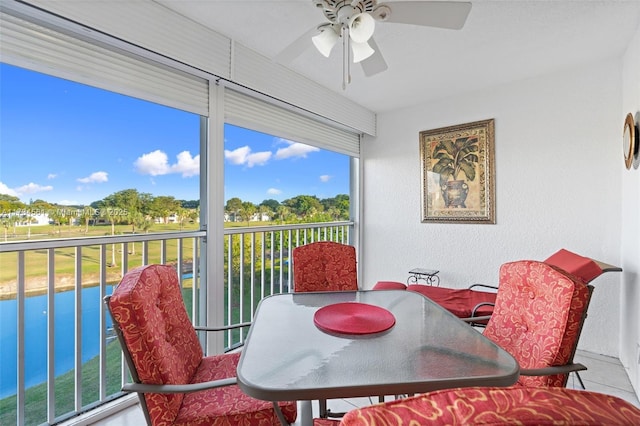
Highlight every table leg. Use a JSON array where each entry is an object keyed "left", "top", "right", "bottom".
[{"left": 300, "top": 400, "right": 313, "bottom": 426}]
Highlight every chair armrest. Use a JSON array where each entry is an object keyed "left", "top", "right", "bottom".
[
  {"left": 592, "top": 259, "right": 622, "bottom": 273},
  {"left": 122, "top": 377, "right": 237, "bottom": 394},
  {"left": 520, "top": 363, "right": 587, "bottom": 377},
  {"left": 461, "top": 315, "right": 492, "bottom": 323},
  {"left": 468, "top": 283, "right": 499, "bottom": 291},
  {"left": 471, "top": 302, "right": 495, "bottom": 316},
  {"left": 194, "top": 321, "right": 252, "bottom": 332},
  {"left": 123, "top": 378, "right": 290, "bottom": 426}
]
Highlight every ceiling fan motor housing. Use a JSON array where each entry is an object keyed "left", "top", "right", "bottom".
[{"left": 315, "top": 0, "right": 377, "bottom": 23}]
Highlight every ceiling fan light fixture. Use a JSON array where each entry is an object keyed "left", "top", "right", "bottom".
[
  {"left": 349, "top": 12, "right": 375, "bottom": 43},
  {"left": 351, "top": 40, "right": 375, "bottom": 63},
  {"left": 370, "top": 4, "right": 391, "bottom": 22},
  {"left": 312, "top": 26, "right": 339, "bottom": 57}
]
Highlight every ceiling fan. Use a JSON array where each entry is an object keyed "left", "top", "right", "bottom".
[{"left": 277, "top": 1, "right": 472, "bottom": 89}]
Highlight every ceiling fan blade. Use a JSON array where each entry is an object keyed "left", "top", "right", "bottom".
[
  {"left": 274, "top": 26, "right": 321, "bottom": 64},
  {"left": 360, "top": 38, "right": 388, "bottom": 77},
  {"left": 378, "top": 1, "right": 472, "bottom": 30}
]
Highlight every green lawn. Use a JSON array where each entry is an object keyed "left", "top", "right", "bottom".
[
  {"left": 0, "top": 221, "right": 283, "bottom": 294},
  {"left": 0, "top": 223, "right": 201, "bottom": 294}
]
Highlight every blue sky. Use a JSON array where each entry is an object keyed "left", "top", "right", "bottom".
[{"left": 0, "top": 63, "right": 349, "bottom": 206}]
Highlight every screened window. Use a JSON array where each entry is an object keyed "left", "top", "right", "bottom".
[
  {"left": 223, "top": 123, "right": 351, "bottom": 223},
  {"left": 0, "top": 63, "right": 201, "bottom": 238},
  {"left": 0, "top": 63, "right": 203, "bottom": 424}
]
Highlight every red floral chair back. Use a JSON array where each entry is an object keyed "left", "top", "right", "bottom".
[
  {"left": 108, "top": 264, "right": 201, "bottom": 424},
  {"left": 292, "top": 241, "right": 358, "bottom": 292},
  {"left": 340, "top": 386, "right": 640, "bottom": 425},
  {"left": 483, "top": 260, "right": 592, "bottom": 387},
  {"left": 106, "top": 264, "right": 297, "bottom": 426}
]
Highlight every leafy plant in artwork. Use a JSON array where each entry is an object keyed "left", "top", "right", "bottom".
[
  {"left": 432, "top": 136, "right": 479, "bottom": 183},
  {"left": 431, "top": 136, "right": 479, "bottom": 208}
]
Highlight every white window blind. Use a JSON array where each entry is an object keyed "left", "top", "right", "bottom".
[
  {"left": 0, "top": 11, "right": 209, "bottom": 116},
  {"left": 1, "top": 0, "right": 368, "bottom": 149},
  {"left": 16, "top": 0, "right": 376, "bottom": 137},
  {"left": 232, "top": 43, "right": 376, "bottom": 137},
  {"left": 224, "top": 88, "right": 360, "bottom": 157}
]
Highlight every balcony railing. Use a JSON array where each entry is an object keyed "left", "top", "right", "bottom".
[
  {"left": 224, "top": 221, "right": 352, "bottom": 348},
  {"left": 0, "top": 221, "right": 352, "bottom": 425}
]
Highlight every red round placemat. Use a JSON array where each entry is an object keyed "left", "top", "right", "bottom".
[{"left": 313, "top": 302, "right": 395, "bottom": 335}]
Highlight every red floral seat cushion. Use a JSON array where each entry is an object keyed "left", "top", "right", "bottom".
[
  {"left": 292, "top": 241, "right": 357, "bottom": 292},
  {"left": 174, "top": 352, "right": 297, "bottom": 425},
  {"left": 108, "top": 264, "right": 296, "bottom": 426},
  {"left": 340, "top": 386, "right": 640, "bottom": 425},
  {"left": 483, "top": 260, "right": 591, "bottom": 387}
]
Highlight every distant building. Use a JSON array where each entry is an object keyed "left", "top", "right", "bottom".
[{"left": 1, "top": 212, "right": 51, "bottom": 226}]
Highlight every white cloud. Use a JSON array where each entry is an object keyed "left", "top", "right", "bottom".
[
  {"left": 274, "top": 140, "right": 319, "bottom": 159},
  {"left": 134, "top": 150, "right": 170, "bottom": 176},
  {"left": 225, "top": 146, "right": 251, "bottom": 165},
  {"left": 225, "top": 146, "right": 272, "bottom": 168},
  {"left": 320, "top": 175, "right": 332, "bottom": 183},
  {"left": 47, "top": 173, "right": 57, "bottom": 180},
  {"left": 16, "top": 182, "right": 54, "bottom": 194},
  {"left": 134, "top": 150, "right": 201, "bottom": 177},
  {"left": 226, "top": 140, "right": 316, "bottom": 167},
  {"left": 171, "top": 151, "right": 200, "bottom": 177},
  {"left": 77, "top": 171, "right": 108, "bottom": 184},
  {"left": 58, "top": 200, "right": 79, "bottom": 206},
  {"left": 0, "top": 182, "right": 53, "bottom": 200},
  {"left": 0, "top": 182, "right": 19, "bottom": 197},
  {"left": 246, "top": 151, "right": 272, "bottom": 167},
  {"left": 267, "top": 188, "right": 282, "bottom": 195}
]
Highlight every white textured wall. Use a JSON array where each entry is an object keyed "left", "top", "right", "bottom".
[
  {"left": 362, "top": 59, "right": 623, "bottom": 356},
  {"left": 620, "top": 22, "right": 640, "bottom": 397}
]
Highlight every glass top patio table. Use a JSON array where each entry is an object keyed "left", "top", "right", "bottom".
[{"left": 237, "top": 290, "right": 519, "bottom": 417}]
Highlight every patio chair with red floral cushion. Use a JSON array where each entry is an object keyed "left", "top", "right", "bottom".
[
  {"left": 480, "top": 260, "right": 593, "bottom": 388},
  {"left": 291, "top": 241, "right": 358, "bottom": 420},
  {"left": 379, "top": 260, "right": 592, "bottom": 389},
  {"left": 339, "top": 386, "right": 640, "bottom": 425},
  {"left": 105, "top": 264, "right": 297, "bottom": 426},
  {"left": 292, "top": 241, "right": 358, "bottom": 292}
]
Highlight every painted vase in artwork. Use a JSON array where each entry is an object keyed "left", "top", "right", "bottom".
[{"left": 442, "top": 180, "right": 469, "bottom": 208}]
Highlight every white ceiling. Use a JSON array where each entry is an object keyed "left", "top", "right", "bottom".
[{"left": 156, "top": 0, "right": 640, "bottom": 113}]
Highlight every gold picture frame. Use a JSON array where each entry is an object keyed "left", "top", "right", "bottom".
[
  {"left": 420, "top": 119, "right": 496, "bottom": 224},
  {"left": 623, "top": 112, "right": 637, "bottom": 170}
]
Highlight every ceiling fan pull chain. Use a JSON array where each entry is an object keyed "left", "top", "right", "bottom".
[{"left": 342, "top": 25, "right": 351, "bottom": 90}]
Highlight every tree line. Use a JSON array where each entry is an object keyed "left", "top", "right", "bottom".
[
  {"left": 1, "top": 191, "right": 350, "bottom": 233},
  {"left": 1, "top": 191, "right": 350, "bottom": 266},
  {"left": 225, "top": 194, "right": 350, "bottom": 225}
]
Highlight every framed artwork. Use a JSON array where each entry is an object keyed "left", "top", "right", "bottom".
[
  {"left": 623, "top": 112, "right": 637, "bottom": 170},
  {"left": 419, "top": 119, "right": 496, "bottom": 224}
]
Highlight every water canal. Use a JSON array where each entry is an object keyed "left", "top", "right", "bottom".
[{"left": 0, "top": 286, "right": 114, "bottom": 398}]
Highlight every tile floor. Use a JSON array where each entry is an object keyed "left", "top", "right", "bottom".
[{"left": 89, "top": 349, "right": 638, "bottom": 425}]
